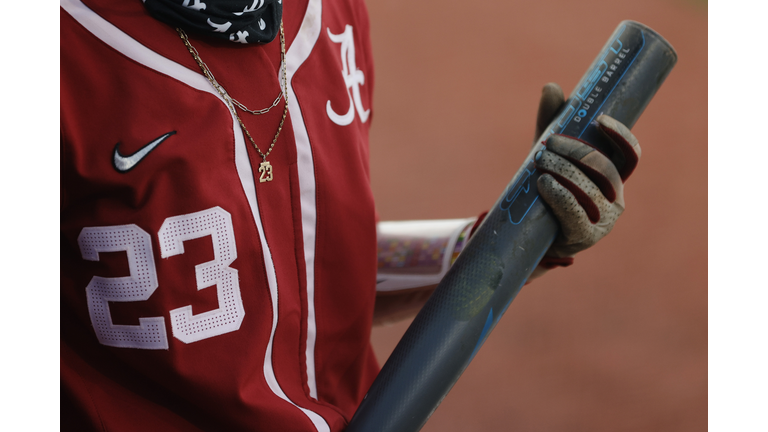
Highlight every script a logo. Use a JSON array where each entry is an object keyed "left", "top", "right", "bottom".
[{"left": 326, "top": 25, "right": 369, "bottom": 126}]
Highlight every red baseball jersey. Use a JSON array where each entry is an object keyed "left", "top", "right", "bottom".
[{"left": 61, "top": 0, "right": 378, "bottom": 430}]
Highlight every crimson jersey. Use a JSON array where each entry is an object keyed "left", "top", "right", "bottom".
[{"left": 60, "top": 0, "right": 378, "bottom": 430}]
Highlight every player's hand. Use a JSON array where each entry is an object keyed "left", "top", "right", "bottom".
[{"left": 531, "top": 83, "right": 642, "bottom": 264}]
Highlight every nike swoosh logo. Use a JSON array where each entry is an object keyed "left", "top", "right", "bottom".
[{"left": 112, "top": 131, "right": 176, "bottom": 173}]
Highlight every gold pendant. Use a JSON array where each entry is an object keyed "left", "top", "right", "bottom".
[{"left": 259, "top": 161, "right": 274, "bottom": 183}]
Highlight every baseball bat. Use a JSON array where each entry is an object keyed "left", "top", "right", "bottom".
[{"left": 347, "top": 21, "right": 677, "bottom": 432}]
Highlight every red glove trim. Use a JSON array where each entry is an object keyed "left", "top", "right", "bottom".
[
  {"left": 552, "top": 133, "right": 610, "bottom": 159},
  {"left": 536, "top": 168, "right": 601, "bottom": 224},
  {"left": 469, "top": 211, "right": 488, "bottom": 238},
  {"left": 538, "top": 256, "right": 574, "bottom": 269},
  {"left": 556, "top": 154, "right": 617, "bottom": 203},
  {"left": 598, "top": 124, "right": 638, "bottom": 182}
]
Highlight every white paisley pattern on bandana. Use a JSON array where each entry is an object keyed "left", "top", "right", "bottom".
[{"left": 143, "top": 0, "right": 283, "bottom": 44}]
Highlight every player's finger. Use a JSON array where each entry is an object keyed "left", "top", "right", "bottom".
[
  {"left": 537, "top": 173, "right": 596, "bottom": 250},
  {"left": 595, "top": 115, "right": 642, "bottom": 182},
  {"left": 534, "top": 83, "right": 565, "bottom": 143},
  {"left": 534, "top": 149, "right": 610, "bottom": 224},
  {"left": 545, "top": 134, "right": 624, "bottom": 205}
]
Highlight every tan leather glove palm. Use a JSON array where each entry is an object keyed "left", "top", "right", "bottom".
[{"left": 532, "top": 83, "right": 642, "bottom": 262}]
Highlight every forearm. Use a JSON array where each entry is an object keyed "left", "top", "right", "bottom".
[
  {"left": 372, "top": 216, "right": 572, "bottom": 325},
  {"left": 373, "top": 218, "right": 475, "bottom": 325}
]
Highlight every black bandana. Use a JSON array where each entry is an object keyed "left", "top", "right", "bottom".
[{"left": 143, "top": 0, "right": 283, "bottom": 44}]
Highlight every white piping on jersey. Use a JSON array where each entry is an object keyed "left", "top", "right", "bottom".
[
  {"left": 286, "top": 0, "right": 323, "bottom": 400},
  {"left": 60, "top": 1, "right": 330, "bottom": 431}
]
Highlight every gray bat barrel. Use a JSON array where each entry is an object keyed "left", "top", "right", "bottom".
[{"left": 347, "top": 21, "right": 677, "bottom": 432}]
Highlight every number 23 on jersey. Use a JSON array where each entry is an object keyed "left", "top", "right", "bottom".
[{"left": 78, "top": 207, "right": 245, "bottom": 350}]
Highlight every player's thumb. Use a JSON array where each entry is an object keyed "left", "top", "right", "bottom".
[{"left": 534, "top": 83, "right": 565, "bottom": 144}]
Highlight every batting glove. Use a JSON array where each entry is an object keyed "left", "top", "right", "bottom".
[{"left": 532, "top": 83, "right": 642, "bottom": 266}]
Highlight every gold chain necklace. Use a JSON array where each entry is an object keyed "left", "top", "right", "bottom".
[{"left": 177, "top": 22, "right": 288, "bottom": 183}]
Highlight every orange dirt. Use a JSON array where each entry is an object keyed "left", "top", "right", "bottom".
[{"left": 367, "top": 0, "right": 707, "bottom": 430}]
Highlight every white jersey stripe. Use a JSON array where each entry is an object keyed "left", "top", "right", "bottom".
[
  {"left": 286, "top": 0, "right": 323, "bottom": 400},
  {"left": 60, "top": 1, "right": 329, "bottom": 430}
]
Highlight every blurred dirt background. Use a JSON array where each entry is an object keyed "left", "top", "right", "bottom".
[{"left": 365, "top": 0, "right": 707, "bottom": 431}]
